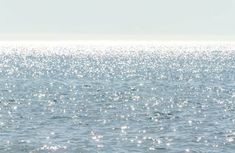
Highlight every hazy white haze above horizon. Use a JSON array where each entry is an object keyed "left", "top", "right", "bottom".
[{"left": 0, "top": 0, "right": 235, "bottom": 41}]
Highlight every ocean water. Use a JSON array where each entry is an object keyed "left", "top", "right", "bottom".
[{"left": 0, "top": 42, "right": 235, "bottom": 153}]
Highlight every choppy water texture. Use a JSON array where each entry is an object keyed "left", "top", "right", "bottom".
[{"left": 0, "top": 42, "right": 235, "bottom": 153}]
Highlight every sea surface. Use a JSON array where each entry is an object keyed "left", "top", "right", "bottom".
[{"left": 0, "top": 42, "right": 235, "bottom": 153}]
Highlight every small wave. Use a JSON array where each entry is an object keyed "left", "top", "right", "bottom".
[{"left": 30, "top": 144, "right": 67, "bottom": 153}]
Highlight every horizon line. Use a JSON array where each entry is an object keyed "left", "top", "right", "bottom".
[{"left": 1, "top": 40, "right": 235, "bottom": 44}]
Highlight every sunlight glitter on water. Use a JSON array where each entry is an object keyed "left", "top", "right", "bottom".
[{"left": 0, "top": 41, "right": 235, "bottom": 152}]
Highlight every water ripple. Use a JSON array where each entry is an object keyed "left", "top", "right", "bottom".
[{"left": 0, "top": 42, "right": 235, "bottom": 152}]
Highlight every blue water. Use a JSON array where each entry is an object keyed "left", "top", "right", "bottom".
[{"left": 0, "top": 42, "right": 235, "bottom": 153}]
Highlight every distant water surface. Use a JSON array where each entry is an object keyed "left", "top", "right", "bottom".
[{"left": 0, "top": 42, "right": 235, "bottom": 153}]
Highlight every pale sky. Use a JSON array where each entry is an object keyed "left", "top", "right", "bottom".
[{"left": 0, "top": 0, "right": 235, "bottom": 40}]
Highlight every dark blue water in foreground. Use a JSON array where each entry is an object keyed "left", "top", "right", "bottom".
[{"left": 0, "top": 42, "right": 235, "bottom": 153}]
